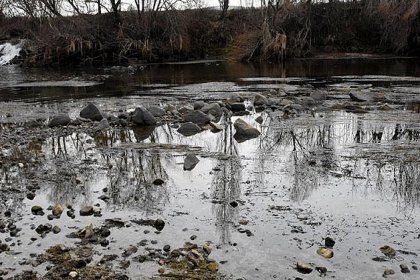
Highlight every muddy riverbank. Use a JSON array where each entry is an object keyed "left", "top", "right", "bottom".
[{"left": 1, "top": 60, "right": 420, "bottom": 279}]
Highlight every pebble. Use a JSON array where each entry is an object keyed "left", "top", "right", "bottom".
[
  {"left": 317, "top": 247, "right": 334, "bottom": 258},
  {"left": 380, "top": 245, "right": 396, "bottom": 257},
  {"left": 52, "top": 204, "right": 64, "bottom": 216},
  {"left": 52, "top": 226, "right": 61, "bottom": 234},
  {"left": 79, "top": 206, "right": 94, "bottom": 216},
  {"left": 152, "top": 178, "right": 165, "bottom": 185},
  {"left": 69, "top": 271, "right": 78, "bottom": 278},
  {"left": 207, "top": 262, "right": 219, "bottom": 272},
  {"left": 325, "top": 237, "right": 335, "bottom": 248},
  {"left": 383, "top": 269, "right": 395, "bottom": 277},
  {"left": 158, "top": 267, "right": 165, "bottom": 274},
  {"left": 400, "top": 264, "right": 410, "bottom": 273},
  {"left": 296, "top": 261, "right": 313, "bottom": 274}
]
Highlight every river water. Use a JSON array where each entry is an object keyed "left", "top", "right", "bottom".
[{"left": 1, "top": 59, "right": 420, "bottom": 279}]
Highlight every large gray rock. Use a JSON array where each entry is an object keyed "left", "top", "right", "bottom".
[
  {"left": 254, "top": 93, "right": 269, "bottom": 106},
  {"left": 132, "top": 107, "right": 157, "bottom": 126},
  {"left": 183, "top": 110, "right": 211, "bottom": 126},
  {"left": 177, "top": 122, "right": 202, "bottom": 136},
  {"left": 80, "top": 103, "right": 103, "bottom": 121},
  {"left": 193, "top": 101, "right": 206, "bottom": 110},
  {"left": 178, "top": 105, "right": 194, "bottom": 115},
  {"left": 233, "top": 118, "right": 260, "bottom": 142},
  {"left": 228, "top": 102, "right": 246, "bottom": 112},
  {"left": 147, "top": 106, "right": 165, "bottom": 117},
  {"left": 183, "top": 154, "right": 200, "bottom": 171},
  {"left": 201, "top": 103, "right": 223, "bottom": 121},
  {"left": 48, "top": 114, "right": 71, "bottom": 127}
]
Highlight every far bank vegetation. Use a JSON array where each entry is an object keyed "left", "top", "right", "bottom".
[{"left": 0, "top": 0, "right": 419, "bottom": 66}]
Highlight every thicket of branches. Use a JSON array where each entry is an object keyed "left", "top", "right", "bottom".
[{"left": 0, "top": 0, "right": 419, "bottom": 66}]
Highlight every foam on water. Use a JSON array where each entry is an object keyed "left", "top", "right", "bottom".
[{"left": 0, "top": 41, "right": 22, "bottom": 65}]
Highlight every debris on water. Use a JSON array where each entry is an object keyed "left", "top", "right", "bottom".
[{"left": 131, "top": 219, "right": 165, "bottom": 231}]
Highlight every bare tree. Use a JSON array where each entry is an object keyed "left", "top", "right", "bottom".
[{"left": 219, "top": 0, "right": 229, "bottom": 19}]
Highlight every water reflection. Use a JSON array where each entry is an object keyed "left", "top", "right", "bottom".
[
  {"left": 257, "top": 111, "right": 420, "bottom": 209},
  {"left": 1, "top": 109, "right": 420, "bottom": 245},
  {"left": 211, "top": 116, "right": 241, "bottom": 244}
]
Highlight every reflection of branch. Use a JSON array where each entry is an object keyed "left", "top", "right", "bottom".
[{"left": 212, "top": 114, "right": 241, "bottom": 244}]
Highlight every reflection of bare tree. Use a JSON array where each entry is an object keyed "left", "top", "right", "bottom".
[
  {"left": 257, "top": 113, "right": 339, "bottom": 202},
  {"left": 211, "top": 116, "right": 241, "bottom": 244},
  {"left": 105, "top": 148, "right": 170, "bottom": 214},
  {"left": 393, "top": 161, "right": 420, "bottom": 211},
  {"left": 103, "top": 125, "right": 172, "bottom": 214}
]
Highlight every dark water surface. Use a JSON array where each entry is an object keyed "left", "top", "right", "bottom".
[{"left": 1, "top": 58, "right": 420, "bottom": 279}]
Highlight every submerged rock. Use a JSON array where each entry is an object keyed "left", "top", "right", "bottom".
[
  {"left": 48, "top": 114, "right": 71, "bottom": 127},
  {"left": 132, "top": 107, "right": 157, "bottom": 126},
  {"left": 233, "top": 118, "right": 260, "bottom": 142},
  {"left": 80, "top": 103, "right": 103, "bottom": 121},
  {"left": 184, "top": 154, "right": 200, "bottom": 171},
  {"left": 178, "top": 122, "right": 202, "bottom": 136}
]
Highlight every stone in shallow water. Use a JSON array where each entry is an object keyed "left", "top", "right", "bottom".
[
  {"left": 296, "top": 261, "right": 313, "bottom": 274},
  {"left": 380, "top": 245, "right": 396, "bottom": 257},
  {"left": 177, "top": 122, "right": 202, "bottom": 136},
  {"left": 131, "top": 107, "right": 157, "bottom": 126},
  {"left": 80, "top": 103, "right": 103, "bottom": 121},
  {"left": 52, "top": 204, "right": 64, "bottom": 216},
  {"left": 325, "top": 236, "right": 335, "bottom": 248},
  {"left": 79, "top": 206, "right": 94, "bottom": 216},
  {"left": 183, "top": 110, "right": 211, "bottom": 126},
  {"left": 400, "top": 264, "right": 410, "bottom": 273},
  {"left": 317, "top": 247, "right": 333, "bottom": 259},
  {"left": 233, "top": 118, "right": 260, "bottom": 143},
  {"left": 48, "top": 114, "right": 71, "bottom": 127},
  {"left": 183, "top": 154, "right": 200, "bottom": 171},
  {"left": 147, "top": 106, "right": 165, "bottom": 117},
  {"left": 254, "top": 93, "right": 269, "bottom": 106}
]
